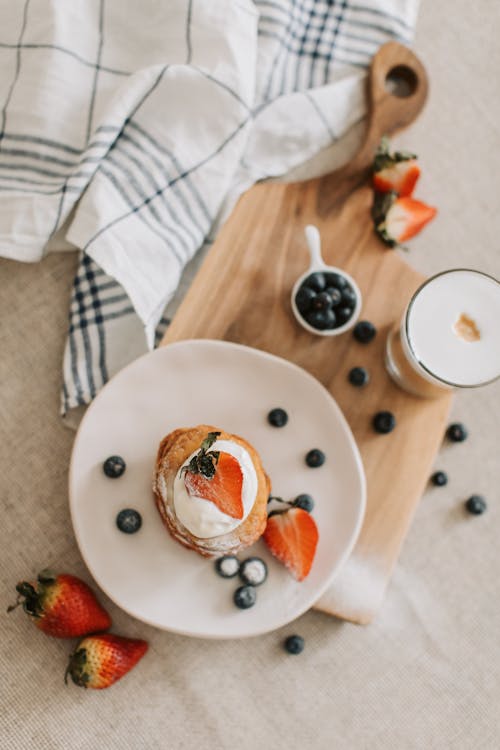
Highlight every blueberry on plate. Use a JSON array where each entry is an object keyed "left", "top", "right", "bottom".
[
  {"left": 293, "top": 494, "right": 314, "bottom": 512},
  {"left": 303, "top": 272, "right": 326, "bottom": 293},
  {"left": 431, "top": 471, "right": 448, "bottom": 487},
  {"left": 373, "top": 411, "right": 396, "bottom": 434},
  {"left": 348, "top": 366, "right": 369, "bottom": 387},
  {"left": 215, "top": 555, "right": 240, "bottom": 578},
  {"left": 284, "top": 634, "right": 305, "bottom": 655},
  {"left": 305, "top": 449, "right": 326, "bottom": 468},
  {"left": 465, "top": 495, "right": 487, "bottom": 515},
  {"left": 353, "top": 320, "right": 377, "bottom": 344},
  {"left": 295, "top": 285, "right": 316, "bottom": 314},
  {"left": 325, "top": 287, "right": 342, "bottom": 307},
  {"left": 116, "top": 508, "right": 142, "bottom": 534},
  {"left": 239, "top": 557, "right": 268, "bottom": 587},
  {"left": 446, "top": 423, "right": 468, "bottom": 443},
  {"left": 268, "top": 408, "right": 288, "bottom": 427},
  {"left": 103, "top": 455, "right": 126, "bottom": 478},
  {"left": 305, "top": 309, "right": 336, "bottom": 330},
  {"left": 233, "top": 584, "right": 257, "bottom": 609}
]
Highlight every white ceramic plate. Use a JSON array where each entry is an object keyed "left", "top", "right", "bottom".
[{"left": 69, "top": 340, "right": 366, "bottom": 639}]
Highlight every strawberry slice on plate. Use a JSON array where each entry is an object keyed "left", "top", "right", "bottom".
[
  {"left": 373, "top": 192, "right": 437, "bottom": 248},
  {"left": 373, "top": 136, "right": 420, "bottom": 197},
  {"left": 263, "top": 507, "right": 319, "bottom": 581},
  {"left": 184, "top": 451, "right": 244, "bottom": 520}
]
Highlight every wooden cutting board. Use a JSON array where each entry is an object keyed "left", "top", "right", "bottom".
[{"left": 161, "top": 42, "right": 453, "bottom": 624}]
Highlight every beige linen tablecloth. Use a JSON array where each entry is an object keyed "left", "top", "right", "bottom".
[{"left": 1, "top": 2, "right": 499, "bottom": 748}]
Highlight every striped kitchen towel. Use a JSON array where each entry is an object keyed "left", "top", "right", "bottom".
[{"left": 0, "top": 0, "right": 419, "bottom": 414}]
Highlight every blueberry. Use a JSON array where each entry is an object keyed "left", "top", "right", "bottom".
[
  {"left": 233, "top": 584, "right": 257, "bottom": 609},
  {"left": 268, "top": 408, "right": 288, "bottom": 427},
  {"left": 103, "top": 456, "right": 126, "bottom": 478},
  {"left": 446, "top": 423, "right": 468, "bottom": 442},
  {"left": 324, "top": 272, "right": 348, "bottom": 290},
  {"left": 312, "top": 291, "right": 333, "bottom": 311},
  {"left": 341, "top": 287, "right": 357, "bottom": 307},
  {"left": 215, "top": 555, "right": 240, "bottom": 578},
  {"left": 353, "top": 320, "right": 377, "bottom": 343},
  {"left": 295, "top": 286, "right": 316, "bottom": 314},
  {"left": 305, "top": 449, "right": 325, "bottom": 467},
  {"left": 431, "top": 471, "right": 448, "bottom": 487},
  {"left": 304, "top": 272, "right": 326, "bottom": 293},
  {"left": 284, "top": 635, "right": 305, "bottom": 655},
  {"left": 239, "top": 558, "right": 268, "bottom": 586},
  {"left": 373, "top": 411, "right": 396, "bottom": 434},
  {"left": 293, "top": 494, "right": 314, "bottom": 512},
  {"left": 465, "top": 495, "right": 487, "bottom": 515},
  {"left": 305, "top": 309, "right": 336, "bottom": 330},
  {"left": 348, "top": 366, "right": 369, "bottom": 387},
  {"left": 116, "top": 508, "right": 142, "bottom": 534},
  {"left": 325, "top": 287, "right": 342, "bottom": 307},
  {"left": 335, "top": 306, "right": 354, "bottom": 326}
]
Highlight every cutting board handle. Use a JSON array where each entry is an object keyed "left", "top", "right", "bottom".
[
  {"left": 359, "top": 41, "right": 428, "bottom": 166},
  {"left": 317, "top": 41, "right": 428, "bottom": 216}
]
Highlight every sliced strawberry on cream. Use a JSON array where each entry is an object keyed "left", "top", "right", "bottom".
[
  {"left": 173, "top": 439, "right": 258, "bottom": 539},
  {"left": 184, "top": 452, "right": 244, "bottom": 520}
]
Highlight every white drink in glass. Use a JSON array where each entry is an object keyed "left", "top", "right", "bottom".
[{"left": 386, "top": 269, "right": 500, "bottom": 398}]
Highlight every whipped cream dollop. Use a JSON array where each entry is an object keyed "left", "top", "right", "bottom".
[{"left": 173, "top": 439, "right": 257, "bottom": 539}]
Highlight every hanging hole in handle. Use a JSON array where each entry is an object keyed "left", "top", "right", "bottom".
[{"left": 385, "top": 65, "right": 418, "bottom": 98}]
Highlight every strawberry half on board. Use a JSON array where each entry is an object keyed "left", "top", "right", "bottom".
[
  {"left": 65, "top": 633, "right": 148, "bottom": 689},
  {"left": 372, "top": 136, "right": 420, "bottom": 197},
  {"left": 183, "top": 432, "right": 244, "bottom": 519},
  {"left": 263, "top": 507, "right": 319, "bottom": 582},
  {"left": 372, "top": 191, "right": 437, "bottom": 249},
  {"left": 7, "top": 569, "right": 111, "bottom": 638}
]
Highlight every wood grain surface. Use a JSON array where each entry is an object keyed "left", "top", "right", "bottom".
[{"left": 160, "top": 43, "right": 453, "bottom": 624}]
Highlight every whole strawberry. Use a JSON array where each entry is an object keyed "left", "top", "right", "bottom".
[
  {"left": 7, "top": 569, "right": 111, "bottom": 638},
  {"left": 65, "top": 633, "right": 148, "bottom": 689}
]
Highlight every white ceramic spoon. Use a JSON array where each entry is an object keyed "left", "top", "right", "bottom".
[{"left": 291, "top": 225, "right": 362, "bottom": 336}]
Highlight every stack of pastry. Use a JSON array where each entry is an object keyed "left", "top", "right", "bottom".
[{"left": 153, "top": 426, "right": 270, "bottom": 558}]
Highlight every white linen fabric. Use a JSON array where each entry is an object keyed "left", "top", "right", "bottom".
[{"left": 0, "top": 0, "right": 418, "bottom": 412}]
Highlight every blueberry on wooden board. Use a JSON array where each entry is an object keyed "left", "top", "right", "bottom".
[
  {"left": 373, "top": 411, "right": 396, "bottom": 434},
  {"left": 353, "top": 320, "right": 377, "bottom": 343},
  {"left": 348, "top": 367, "right": 369, "bottom": 387}
]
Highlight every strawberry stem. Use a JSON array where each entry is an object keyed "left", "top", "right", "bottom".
[
  {"left": 7, "top": 581, "right": 42, "bottom": 618},
  {"left": 65, "top": 647, "right": 89, "bottom": 688},
  {"left": 182, "top": 431, "right": 221, "bottom": 479}
]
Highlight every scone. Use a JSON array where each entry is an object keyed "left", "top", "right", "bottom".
[{"left": 153, "top": 425, "right": 270, "bottom": 558}]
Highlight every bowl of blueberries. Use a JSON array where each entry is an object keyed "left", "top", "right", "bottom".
[{"left": 292, "top": 225, "right": 362, "bottom": 336}]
